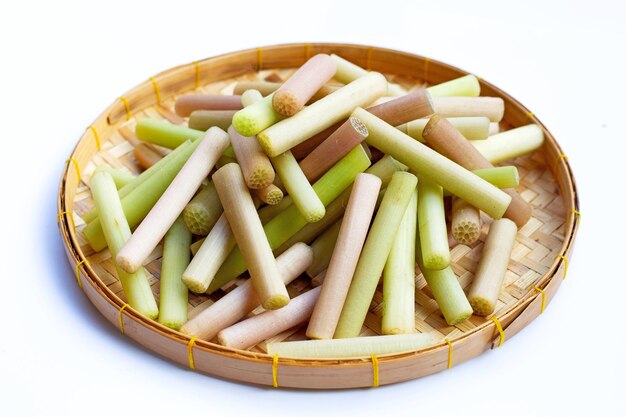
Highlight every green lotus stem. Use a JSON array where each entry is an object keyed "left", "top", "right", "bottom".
[
  {"left": 399, "top": 116, "right": 490, "bottom": 142},
  {"left": 427, "top": 74, "right": 480, "bottom": 97},
  {"left": 182, "top": 182, "right": 223, "bottom": 236},
  {"left": 382, "top": 188, "right": 417, "bottom": 335},
  {"left": 415, "top": 229, "right": 473, "bottom": 326},
  {"left": 90, "top": 171, "right": 158, "bottom": 319},
  {"left": 158, "top": 217, "right": 191, "bottom": 330},
  {"left": 232, "top": 93, "right": 284, "bottom": 137},
  {"left": 417, "top": 177, "right": 450, "bottom": 270},
  {"left": 82, "top": 141, "right": 194, "bottom": 223},
  {"left": 92, "top": 166, "right": 136, "bottom": 189},
  {"left": 306, "top": 219, "right": 342, "bottom": 278},
  {"left": 472, "top": 166, "right": 519, "bottom": 189},
  {"left": 136, "top": 118, "right": 204, "bottom": 148},
  {"left": 83, "top": 139, "right": 200, "bottom": 251},
  {"left": 354, "top": 107, "right": 511, "bottom": 219},
  {"left": 206, "top": 145, "right": 371, "bottom": 293},
  {"left": 470, "top": 124, "right": 544, "bottom": 164},
  {"left": 335, "top": 171, "right": 418, "bottom": 338},
  {"left": 267, "top": 332, "right": 439, "bottom": 359},
  {"left": 329, "top": 54, "right": 407, "bottom": 96},
  {"left": 275, "top": 155, "right": 407, "bottom": 254},
  {"left": 272, "top": 151, "right": 325, "bottom": 223}
]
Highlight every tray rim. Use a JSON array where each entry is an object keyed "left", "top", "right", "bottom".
[{"left": 57, "top": 42, "right": 580, "bottom": 389}]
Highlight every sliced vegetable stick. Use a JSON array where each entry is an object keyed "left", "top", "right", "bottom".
[
  {"left": 299, "top": 116, "right": 369, "bottom": 183},
  {"left": 90, "top": 171, "right": 158, "bottom": 319},
  {"left": 136, "top": 118, "right": 204, "bottom": 149},
  {"left": 217, "top": 287, "right": 321, "bottom": 350},
  {"left": 275, "top": 155, "right": 406, "bottom": 254},
  {"left": 183, "top": 214, "right": 235, "bottom": 293},
  {"left": 232, "top": 93, "right": 284, "bottom": 137},
  {"left": 422, "top": 115, "right": 531, "bottom": 227},
  {"left": 188, "top": 110, "right": 236, "bottom": 131},
  {"left": 355, "top": 108, "right": 512, "bottom": 219},
  {"left": 470, "top": 124, "right": 544, "bottom": 164},
  {"left": 451, "top": 197, "right": 482, "bottom": 245},
  {"left": 427, "top": 74, "right": 480, "bottom": 97},
  {"left": 272, "top": 150, "right": 325, "bottom": 222},
  {"left": 366, "top": 89, "right": 434, "bottom": 127},
  {"left": 212, "top": 163, "right": 289, "bottom": 309},
  {"left": 329, "top": 54, "right": 407, "bottom": 96},
  {"left": 307, "top": 173, "right": 381, "bottom": 340},
  {"left": 306, "top": 220, "right": 342, "bottom": 279},
  {"left": 399, "top": 116, "right": 490, "bottom": 142},
  {"left": 92, "top": 165, "right": 136, "bottom": 189},
  {"left": 335, "top": 171, "right": 418, "bottom": 338},
  {"left": 472, "top": 166, "right": 519, "bottom": 189},
  {"left": 268, "top": 332, "right": 439, "bottom": 359},
  {"left": 158, "top": 217, "right": 191, "bottom": 330},
  {"left": 258, "top": 72, "right": 388, "bottom": 157},
  {"left": 489, "top": 122, "right": 500, "bottom": 135},
  {"left": 182, "top": 182, "right": 223, "bottom": 235},
  {"left": 181, "top": 243, "right": 313, "bottom": 340},
  {"left": 253, "top": 183, "right": 283, "bottom": 205},
  {"left": 207, "top": 145, "right": 371, "bottom": 293},
  {"left": 417, "top": 177, "right": 450, "bottom": 270},
  {"left": 468, "top": 219, "right": 518, "bottom": 316},
  {"left": 240, "top": 89, "right": 264, "bottom": 107},
  {"left": 415, "top": 232, "right": 473, "bottom": 325},
  {"left": 228, "top": 126, "right": 275, "bottom": 189},
  {"left": 116, "top": 129, "right": 229, "bottom": 273},
  {"left": 382, "top": 188, "right": 417, "bottom": 335},
  {"left": 175, "top": 94, "right": 243, "bottom": 116},
  {"left": 432, "top": 96, "right": 505, "bottom": 122},
  {"left": 273, "top": 54, "right": 336, "bottom": 116},
  {"left": 83, "top": 140, "right": 200, "bottom": 251}
]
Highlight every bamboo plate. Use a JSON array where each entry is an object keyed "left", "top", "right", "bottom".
[{"left": 57, "top": 43, "right": 579, "bottom": 389}]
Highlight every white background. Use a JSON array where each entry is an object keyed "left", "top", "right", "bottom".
[{"left": 1, "top": 1, "right": 624, "bottom": 415}]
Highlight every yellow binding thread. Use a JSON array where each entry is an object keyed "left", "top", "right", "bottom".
[
  {"left": 257, "top": 47, "right": 263, "bottom": 71},
  {"left": 187, "top": 337, "right": 198, "bottom": 370},
  {"left": 74, "top": 259, "right": 89, "bottom": 288},
  {"left": 527, "top": 111, "right": 535, "bottom": 118},
  {"left": 371, "top": 354, "right": 380, "bottom": 387},
  {"left": 533, "top": 286, "right": 546, "bottom": 314},
  {"left": 65, "top": 157, "right": 81, "bottom": 182},
  {"left": 118, "top": 96, "right": 131, "bottom": 120},
  {"left": 445, "top": 339, "right": 453, "bottom": 369},
  {"left": 423, "top": 57, "right": 430, "bottom": 83},
  {"left": 491, "top": 317, "right": 505, "bottom": 347},
  {"left": 87, "top": 125, "right": 101, "bottom": 151},
  {"left": 558, "top": 255, "right": 569, "bottom": 279},
  {"left": 570, "top": 209, "right": 581, "bottom": 223},
  {"left": 118, "top": 303, "right": 130, "bottom": 334},
  {"left": 366, "top": 47, "right": 373, "bottom": 70},
  {"left": 272, "top": 355, "right": 279, "bottom": 388},
  {"left": 304, "top": 43, "right": 311, "bottom": 60},
  {"left": 57, "top": 210, "right": 75, "bottom": 230},
  {"left": 150, "top": 76, "right": 162, "bottom": 103},
  {"left": 194, "top": 61, "right": 201, "bottom": 89}
]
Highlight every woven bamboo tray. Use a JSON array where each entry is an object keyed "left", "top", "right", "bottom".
[{"left": 57, "top": 43, "right": 579, "bottom": 389}]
